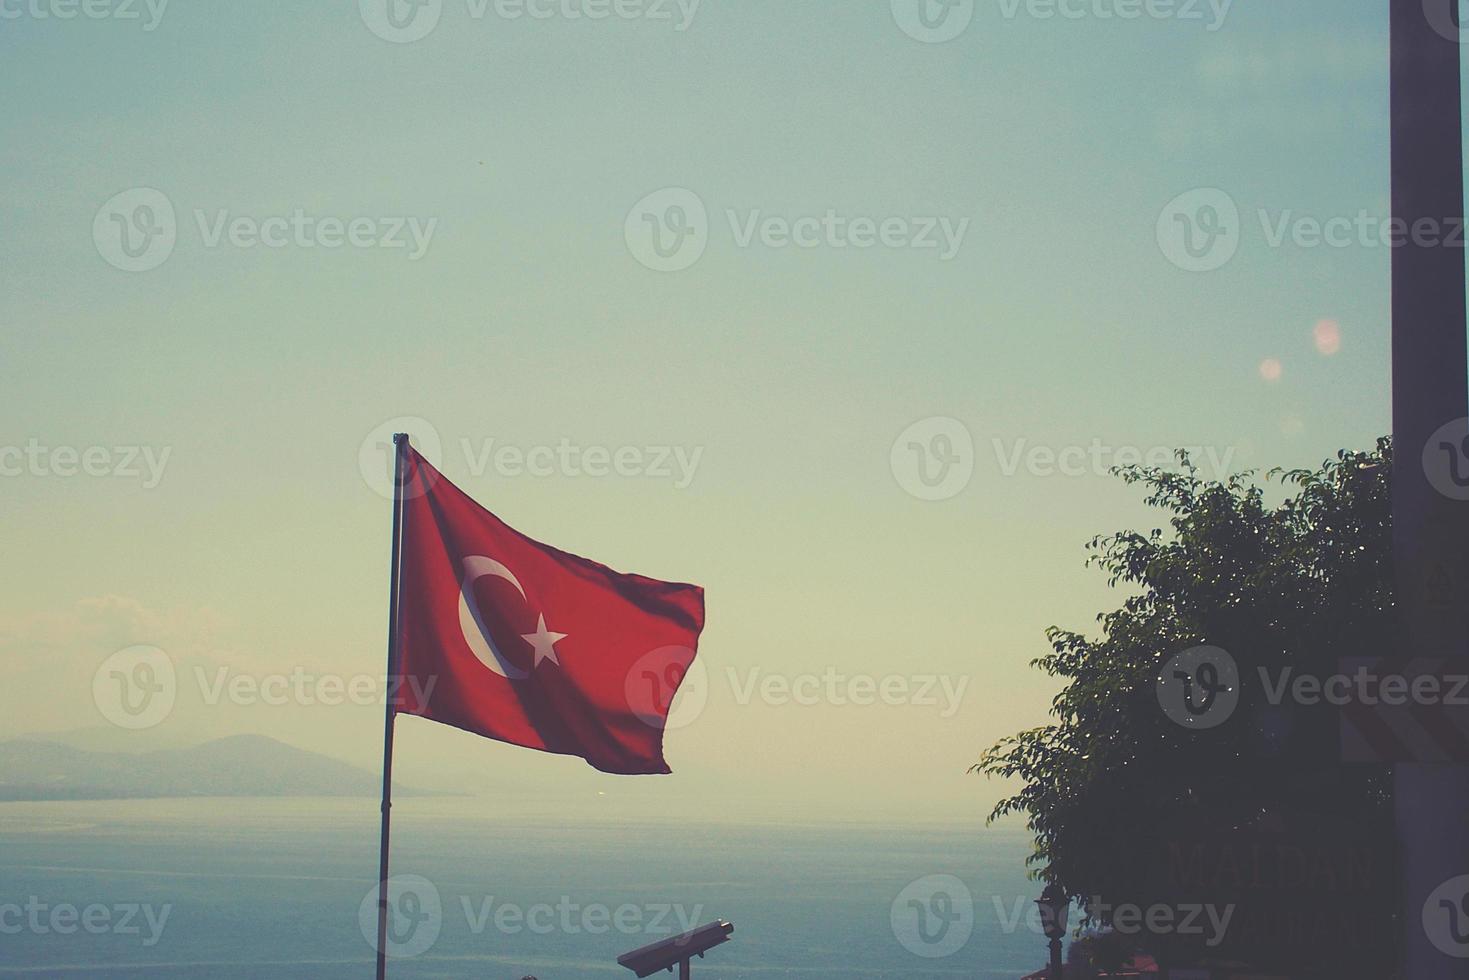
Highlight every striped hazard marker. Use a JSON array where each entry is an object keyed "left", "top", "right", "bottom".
[{"left": 1339, "top": 657, "right": 1469, "bottom": 764}]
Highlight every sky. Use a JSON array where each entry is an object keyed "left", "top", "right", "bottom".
[{"left": 0, "top": 0, "right": 1425, "bottom": 824}]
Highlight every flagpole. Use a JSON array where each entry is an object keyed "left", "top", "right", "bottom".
[{"left": 375, "top": 432, "right": 409, "bottom": 980}]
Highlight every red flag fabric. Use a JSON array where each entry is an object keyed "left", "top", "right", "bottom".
[{"left": 394, "top": 449, "right": 705, "bottom": 775}]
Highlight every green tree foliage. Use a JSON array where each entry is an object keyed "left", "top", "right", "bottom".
[{"left": 974, "top": 440, "right": 1395, "bottom": 919}]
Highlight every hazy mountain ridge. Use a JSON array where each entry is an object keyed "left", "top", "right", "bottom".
[{"left": 0, "top": 734, "right": 419, "bottom": 801}]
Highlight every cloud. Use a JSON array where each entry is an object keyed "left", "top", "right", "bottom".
[
  {"left": 1194, "top": 32, "right": 1382, "bottom": 92},
  {"left": 0, "top": 596, "right": 232, "bottom": 738},
  {"left": 0, "top": 595, "right": 227, "bottom": 666},
  {"left": 1156, "top": 30, "right": 1385, "bottom": 152}
]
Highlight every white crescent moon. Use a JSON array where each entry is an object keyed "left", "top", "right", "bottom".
[{"left": 458, "top": 555, "right": 529, "bottom": 680}]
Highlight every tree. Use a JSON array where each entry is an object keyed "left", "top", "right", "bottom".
[{"left": 974, "top": 440, "right": 1395, "bottom": 967}]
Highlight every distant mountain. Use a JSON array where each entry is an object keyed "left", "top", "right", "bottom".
[
  {"left": 12, "top": 725, "right": 198, "bottom": 754},
  {"left": 0, "top": 734, "right": 419, "bottom": 801}
]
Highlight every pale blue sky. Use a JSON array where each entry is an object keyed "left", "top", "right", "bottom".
[{"left": 0, "top": 0, "right": 1427, "bottom": 820}]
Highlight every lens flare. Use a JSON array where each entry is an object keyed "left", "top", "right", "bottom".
[{"left": 1314, "top": 319, "right": 1342, "bottom": 355}]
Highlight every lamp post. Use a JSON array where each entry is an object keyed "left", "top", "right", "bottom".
[{"left": 1036, "top": 884, "right": 1069, "bottom": 979}]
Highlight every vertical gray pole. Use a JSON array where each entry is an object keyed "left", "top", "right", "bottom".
[
  {"left": 1391, "top": 2, "right": 1469, "bottom": 977},
  {"left": 375, "top": 434, "right": 410, "bottom": 980}
]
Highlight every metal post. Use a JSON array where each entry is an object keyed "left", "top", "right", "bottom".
[
  {"left": 375, "top": 433, "right": 410, "bottom": 980},
  {"left": 679, "top": 958, "right": 691, "bottom": 980},
  {"left": 1390, "top": 2, "right": 1469, "bottom": 977},
  {"left": 1049, "top": 937, "right": 1063, "bottom": 979}
]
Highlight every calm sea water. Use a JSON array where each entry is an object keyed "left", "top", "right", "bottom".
[{"left": 0, "top": 799, "right": 1044, "bottom": 979}]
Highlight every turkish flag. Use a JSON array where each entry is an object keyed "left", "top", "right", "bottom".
[{"left": 394, "top": 449, "right": 705, "bottom": 775}]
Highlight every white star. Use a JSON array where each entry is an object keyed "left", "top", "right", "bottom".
[{"left": 520, "top": 614, "right": 568, "bottom": 668}]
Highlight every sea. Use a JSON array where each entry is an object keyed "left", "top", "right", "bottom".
[{"left": 0, "top": 799, "right": 1046, "bottom": 979}]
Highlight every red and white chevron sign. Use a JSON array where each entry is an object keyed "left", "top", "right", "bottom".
[{"left": 1338, "top": 658, "right": 1469, "bottom": 764}]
